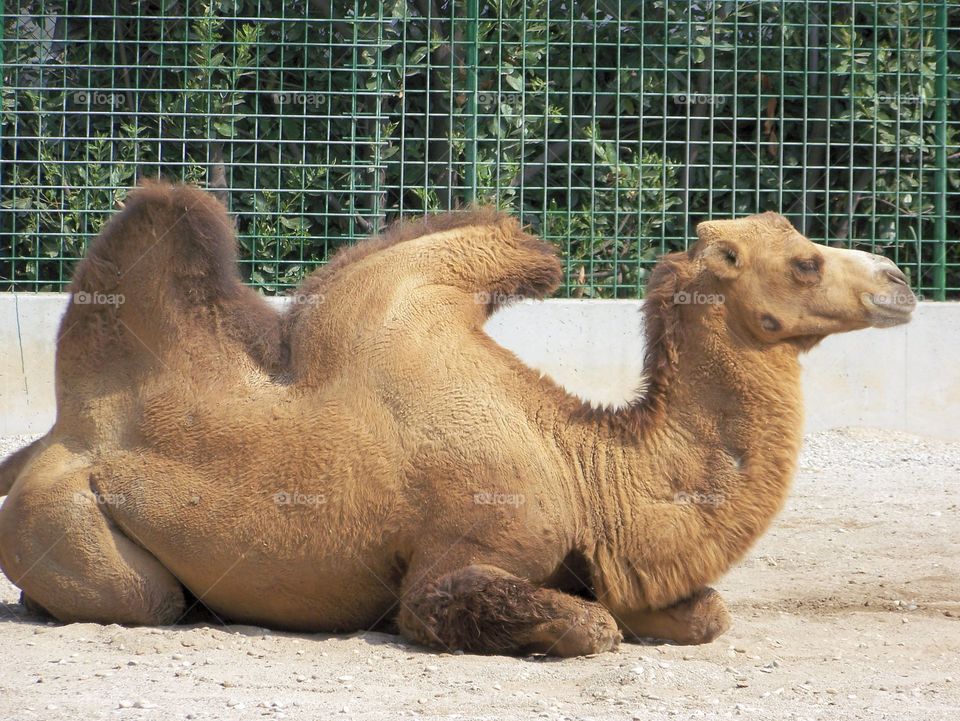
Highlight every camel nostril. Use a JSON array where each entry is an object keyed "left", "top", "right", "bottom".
[{"left": 884, "top": 268, "right": 908, "bottom": 287}]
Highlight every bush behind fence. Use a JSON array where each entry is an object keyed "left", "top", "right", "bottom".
[{"left": 2, "top": 0, "right": 958, "bottom": 298}]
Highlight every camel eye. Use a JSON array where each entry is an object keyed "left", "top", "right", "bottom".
[
  {"left": 722, "top": 247, "right": 738, "bottom": 265},
  {"left": 793, "top": 258, "right": 820, "bottom": 274}
]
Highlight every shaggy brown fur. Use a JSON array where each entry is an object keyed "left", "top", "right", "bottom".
[
  {"left": 399, "top": 564, "right": 621, "bottom": 656},
  {"left": 0, "top": 182, "right": 916, "bottom": 655}
]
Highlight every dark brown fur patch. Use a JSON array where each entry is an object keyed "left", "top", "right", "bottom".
[
  {"left": 398, "top": 566, "right": 553, "bottom": 654},
  {"left": 568, "top": 250, "right": 694, "bottom": 437}
]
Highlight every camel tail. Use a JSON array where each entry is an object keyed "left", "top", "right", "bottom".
[{"left": 59, "top": 181, "right": 285, "bottom": 375}]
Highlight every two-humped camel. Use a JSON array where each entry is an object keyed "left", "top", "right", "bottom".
[{"left": 0, "top": 183, "right": 916, "bottom": 656}]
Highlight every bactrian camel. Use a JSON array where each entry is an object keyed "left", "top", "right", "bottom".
[{"left": 0, "top": 183, "right": 916, "bottom": 656}]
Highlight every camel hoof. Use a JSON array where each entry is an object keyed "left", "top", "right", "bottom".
[
  {"left": 668, "top": 587, "right": 732, "bottom": 644},
  {"left": 592, "top": 614, "right": 624, "bottom": 654},
  {"left": 547, "top": 605, "right": 623, "bottom": 657}
]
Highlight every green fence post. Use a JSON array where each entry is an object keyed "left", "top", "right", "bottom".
[
  {"left": 933, "top": 0, "right": 948, "bottom": 301},
  {"left": 464, "top": 0, "right": 479, "bottom": 203}
]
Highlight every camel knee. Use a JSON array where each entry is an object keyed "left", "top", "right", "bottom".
[
  {"left": 398, "top": 564, "right": 532, "bottom": 653},
  {"left": 398, "top": 564, "right": 620, "bottom": 656}
]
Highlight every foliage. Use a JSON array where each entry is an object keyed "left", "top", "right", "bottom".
[{"left": 1, "top": 0, "right": 958, "bottom": 296}]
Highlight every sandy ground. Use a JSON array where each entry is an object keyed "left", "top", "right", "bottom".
[{"left": 0, "top": 428, "right": 957, "bottom": 721}]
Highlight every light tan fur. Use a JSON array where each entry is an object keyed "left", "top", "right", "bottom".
[{"left": 0, "top": 183, "right": 916, "bottom": 656}]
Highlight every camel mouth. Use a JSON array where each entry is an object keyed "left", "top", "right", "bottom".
[{"left": 861, "top": 290, "right": 917, "bottom": 328}]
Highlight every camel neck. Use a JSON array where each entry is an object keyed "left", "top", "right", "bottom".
[{"left": 575, "top": 304, "right": 805, "bottom": 611}]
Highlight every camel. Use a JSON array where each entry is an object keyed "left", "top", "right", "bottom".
[{"left": 0, "top": 182, "right": 916, "bottom": 656}]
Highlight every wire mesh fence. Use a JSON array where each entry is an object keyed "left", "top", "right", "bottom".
[{"left": 1, "top": 0, "right": 958, "bottom": 298}]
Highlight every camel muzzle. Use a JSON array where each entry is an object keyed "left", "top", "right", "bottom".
[{"left": 861, "top": 260, "right": 917, "bottom": 327}]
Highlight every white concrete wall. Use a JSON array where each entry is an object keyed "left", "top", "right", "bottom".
[{"left": 1, "top": 293, "right": 958, "bottom": 439}]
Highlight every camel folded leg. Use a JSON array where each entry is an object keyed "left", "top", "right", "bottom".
[
  {"left": 0, "top": 463, "right": 185, "bottom": 625},
  {"left": 397, "top": 564, "right": 622, "bottom": 657},
  {"left": 616, "top": 587, "right": 731, "bottom": 645}
]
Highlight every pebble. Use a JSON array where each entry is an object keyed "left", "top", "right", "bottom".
[{"left": 337, "top": 675, "right": 354, "bottom": 682}]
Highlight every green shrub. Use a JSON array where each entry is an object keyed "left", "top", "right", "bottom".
[{"left": 2, "top": 0, "right": 957, "bottom": 297}]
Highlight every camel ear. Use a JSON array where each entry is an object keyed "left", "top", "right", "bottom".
[{"left": 698, "top": 221, "right": 744, "bottom": 280}]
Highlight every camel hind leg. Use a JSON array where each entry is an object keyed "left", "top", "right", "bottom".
[{"left": 0, "top": 453, "right": 184, "bottom": 625}]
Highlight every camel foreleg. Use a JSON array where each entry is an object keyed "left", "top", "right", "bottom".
[{"left": 397, "top": 563, "right": 621, "bottom": 657}]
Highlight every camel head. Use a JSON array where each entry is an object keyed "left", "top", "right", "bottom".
[{"left": 691, "top": 212, "right": 916, "bottom": 345}]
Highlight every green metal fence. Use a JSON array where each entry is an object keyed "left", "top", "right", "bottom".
[{"left": 2, "top": 0, "right": 958, "bottom": 298}]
